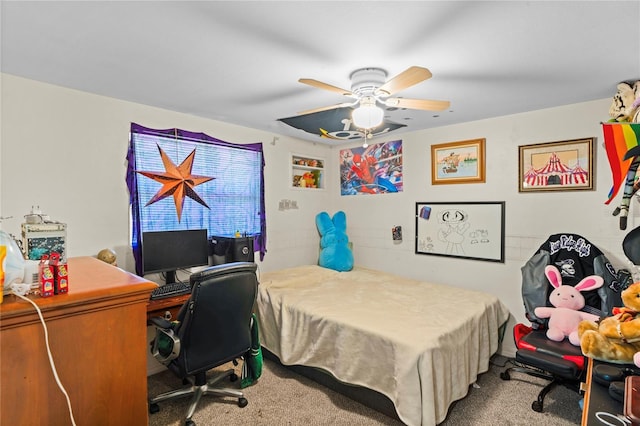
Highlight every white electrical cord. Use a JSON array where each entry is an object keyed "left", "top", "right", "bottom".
[
  {"left": 11, "top": 291, "right": 77, "bottom": 426},
  {"left": 595, "top": 411, "right": 632, "bottom": 426}
]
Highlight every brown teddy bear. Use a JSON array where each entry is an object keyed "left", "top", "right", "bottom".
[{"left": 578, "top": 281, "right": 640, "bottom": 364}]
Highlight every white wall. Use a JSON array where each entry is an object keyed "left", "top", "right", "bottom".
[
  {"left": 2, "top": 73, "right": 638, "bottom": 358},
  {"left": 0, "top": 73, "right": 332, "bottom": 275},
  {"left": 328, "top": 99, "right": 639, "bottom": 356}
]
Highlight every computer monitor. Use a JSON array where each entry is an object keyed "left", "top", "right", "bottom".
[{"left": 141, "top": 229, "right": 209, "bottom": 284}]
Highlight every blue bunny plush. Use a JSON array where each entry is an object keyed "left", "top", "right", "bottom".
[{"left": 316, "top": 211, "right": 354, "bottom": 272}]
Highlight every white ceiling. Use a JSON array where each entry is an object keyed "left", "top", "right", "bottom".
[{"left": 2, "top": 1, "right": 639, "bottom": 144}]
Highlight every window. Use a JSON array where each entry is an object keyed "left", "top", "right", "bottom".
[{"left": 126, "top": 123, "right": 266, "bottom": 276}]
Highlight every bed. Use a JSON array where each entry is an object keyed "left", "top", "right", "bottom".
[{"left": 255, "top": 265, "right": 510, "bottom": 426}]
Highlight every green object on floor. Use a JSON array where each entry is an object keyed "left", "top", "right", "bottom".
[{"left": 241, "top": 313, "right": 263, "bottom": 388}]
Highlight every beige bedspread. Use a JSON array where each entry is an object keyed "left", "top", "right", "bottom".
[{"left": 255, "top": 265, "right": 510, "bottom": 426}]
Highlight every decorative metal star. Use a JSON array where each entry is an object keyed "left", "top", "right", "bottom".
[{"left": 137, "top": 144, "right": 214, "bottom": 222}]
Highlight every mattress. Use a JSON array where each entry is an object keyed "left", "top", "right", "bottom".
[{"left": 255, "top": 265, "right": 510, "bottom": 426}]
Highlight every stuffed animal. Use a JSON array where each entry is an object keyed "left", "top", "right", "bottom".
[
  {"left": 609, "top": 80, "right": 640, "bottom": 123},
  {"left": 606, "top": 80, "right": 640, "bottom": 230},
  {"left": 316, "top": 211, "right": 353, "bottom": 272},
  {"left": 303, "top": 172, "right": 316, "bottom": 188},
  {"left": 534, "top": 265, "right": 604, "bottom": 345},
  {"left": 579, "top": 281, "right": 640, "bottom": 364}
]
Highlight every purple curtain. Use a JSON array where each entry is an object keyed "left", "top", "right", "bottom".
[{"left": 126, "top": 123, "right": 267, "bottom": 276}]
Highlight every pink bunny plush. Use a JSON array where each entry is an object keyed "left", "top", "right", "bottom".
[{"left": 534, "top": 265, "right": 604, "bottom": 346}]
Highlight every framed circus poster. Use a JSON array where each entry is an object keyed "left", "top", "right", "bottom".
[
  {"left": 518, "top": 137, "right": 594, "bottom": 192},
  {"left": 415, "top": 201, "right": 505, "bottom": 263}
]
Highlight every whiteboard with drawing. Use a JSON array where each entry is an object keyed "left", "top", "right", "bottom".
[{"left": 415, "top": 201, "right": 505, "bottom": 262}]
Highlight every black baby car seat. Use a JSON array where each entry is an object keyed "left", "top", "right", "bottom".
[{"left": 501, "top": 233, "right": 624, "bottom": 412}]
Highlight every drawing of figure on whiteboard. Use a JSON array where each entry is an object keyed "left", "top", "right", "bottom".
[
  {"left": 469, "top": 229, "right": 490, "bottom": 244},
  {"left": 437, "top": 209, "right": 469, "bottom": 255}
]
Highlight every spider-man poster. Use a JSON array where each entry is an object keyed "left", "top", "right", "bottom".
[{"left": 340, "top": 140, "right": 403, "bottom": 195}]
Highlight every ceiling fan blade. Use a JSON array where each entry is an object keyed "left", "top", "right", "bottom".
[
  {"left": 297, "top": 102, "right": 354, "bottom": 115},
  {"left": 298, "top": 78, "right": 354, "bottom": 97},
  {"left": 375, "top": 66, "right": 432, "bottom": 97},
  {"left": 384, "top": 98, "right": 450, "bottom": 111}
]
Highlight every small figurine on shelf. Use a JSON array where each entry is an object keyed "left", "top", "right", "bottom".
[{"left": 303, "top": 172, "right": 316, "bottom": 188}]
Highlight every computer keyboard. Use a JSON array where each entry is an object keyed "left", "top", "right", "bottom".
[{"left": 150, "top": 281, "right": 191, "bottom": 300}]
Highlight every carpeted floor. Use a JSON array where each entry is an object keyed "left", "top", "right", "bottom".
[
  {"left": 147, "top": 355, "right": 583, "bottom": 425},
  {"left": 440, "top": 356, "right": 582, "bottom": 425}
]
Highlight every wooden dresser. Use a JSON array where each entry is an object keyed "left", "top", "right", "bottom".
[{"left": 0, "top": 256, "right": 156, "bottom": 425}]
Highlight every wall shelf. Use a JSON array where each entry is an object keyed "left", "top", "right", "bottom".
[{"left": 291, "top": 154, "right": 324, "bottom": 190}]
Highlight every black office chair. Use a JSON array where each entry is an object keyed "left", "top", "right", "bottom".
[
  {"left": 148, "top": 262, "right": 258, "bottom": 426},
  {"left": 501, "top": 233, "right": 624, "bottom": 412}
]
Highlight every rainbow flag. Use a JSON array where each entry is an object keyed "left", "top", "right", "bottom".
[{"left": 602, "top": 122, "right": 640, "bottom": 204}]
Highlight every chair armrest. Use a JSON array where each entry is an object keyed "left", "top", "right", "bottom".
[
  {"left": 149, "top": 316, "right": 174, "bottom": 330},
  {"left": 149, "top": 318, "right": 181, "bottom": 365}
]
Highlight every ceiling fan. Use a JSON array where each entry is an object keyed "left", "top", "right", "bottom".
[{"left": 297, "top": 66, "right": 450, "bottom": 129}]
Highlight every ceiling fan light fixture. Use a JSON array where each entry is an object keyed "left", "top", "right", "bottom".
[
  {"left": 352, "top": 100, "right": 384, "bottom": 130},
  {"left": 295, "top": 65, "right": 448, "bottom": 136}
]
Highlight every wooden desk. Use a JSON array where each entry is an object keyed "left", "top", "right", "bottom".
[
  {"left": 0, "top": 257, "right": 156, "bottom": 426},
  {"left": 146, "top": 293, "right": 190, "bottom": 321}
]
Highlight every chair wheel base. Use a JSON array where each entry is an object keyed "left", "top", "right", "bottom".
[
  {"left": 532, "top": 401, "right": 543, "bottom": 412},
  {"left": 149, "top": 403, "right": 160, "bottom": 414},
  {"left": 500, "top": 371, "right": 510, "bottom": 380},
  {"left": 186, "top": 420, "right": 195, "bottom": 426},
  {"left": 238, "top": 397, "right": 248, "bottom": 407}
]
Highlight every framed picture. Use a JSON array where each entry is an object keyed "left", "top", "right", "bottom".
[
  {"left": 415, "top": 201, "right": 505, "bottom": 263},
  {"left": 431, "top": 138, "right": 486, "bottom": 185},
  {"left": 518, "top": 137, "right": 594, "bottom": 192},
  {"left": 340, "top": 140, "right": 403, "bottom": 195}
]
